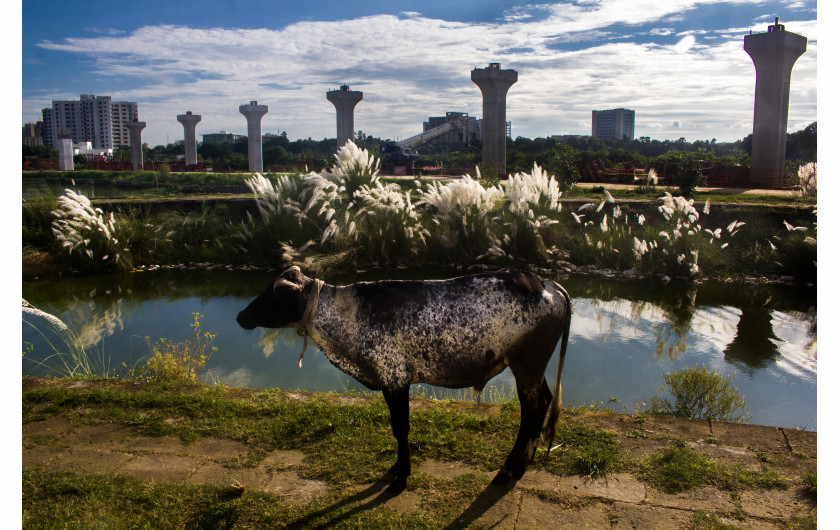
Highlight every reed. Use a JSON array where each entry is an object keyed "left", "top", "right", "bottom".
[{"left": 22, "top": 299, "right": 113, "bottom": 379}]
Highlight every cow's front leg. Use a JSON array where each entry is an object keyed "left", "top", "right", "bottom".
[
  {"left": 493, "top": 382, "right": 549, "bottom": 485},
  {"left": 383, "top": 386, "right": 411, "bottom": 493}
]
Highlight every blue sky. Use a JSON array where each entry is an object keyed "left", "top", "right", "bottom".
[{"left": 21, "top": 0, "right": 818, "bottom": 147}]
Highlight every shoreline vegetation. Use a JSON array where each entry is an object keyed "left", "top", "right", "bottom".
[{"left": 23, "top": 142, "right": 816, "bottom": 285}]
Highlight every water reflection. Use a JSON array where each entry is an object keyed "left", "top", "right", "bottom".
[
  {"left": 21, "top": 269, "right": 817, "bottom": 429},
  {"left": 563, "top": 276, "right": 817, "bottom": 374},
  {"left": 724, "top": 308, "right": 780, "bottom": 371}
]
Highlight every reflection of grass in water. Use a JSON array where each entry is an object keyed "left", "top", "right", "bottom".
[
  {"left": 653, "top": 322, "right": 688, "bottom": 361},
  {"left": 410, "top": 383, "right": 519, "bottom": 405},
  {"left": 22, "top": 299, "right": 112, "bottom": 379}
]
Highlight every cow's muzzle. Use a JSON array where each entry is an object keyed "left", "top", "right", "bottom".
[{"left": 236, "top": 311, "right": 257, "bottom": 330}]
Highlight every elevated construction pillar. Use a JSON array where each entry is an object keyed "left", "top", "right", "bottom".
[
  {"left": 126, "top": 121, "right": 146, "bottom": 171},
  {"left": 239, "top": 101, "right": 268, "bottom": 172},
  {"left": 744, "top": 18, "right": 806, "bottom": 188},
  {"left": 327, "top": 85, "right": 363, "bottom": 148},
  {"left": 471, "top": 63, "right": 517, "bottom": 176},
  {"left": 57, "top": 136, "right": 74, "bottom": 171},
  {"left": 177, "top": 111, "right": 202, "bottom": 167}
]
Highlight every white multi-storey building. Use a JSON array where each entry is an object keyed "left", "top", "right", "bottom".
[
  {"left": 41, "top": 94, "right": 139, "bottom": 149},
  {"left": 591, "top": 108, "right": 635, "bottom": 140}
]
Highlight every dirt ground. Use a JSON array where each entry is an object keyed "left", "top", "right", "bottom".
[{"left": 22, "top": 377, "right": 816, "bottom": 528}]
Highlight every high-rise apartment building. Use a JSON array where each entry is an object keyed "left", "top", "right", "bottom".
[
  {"left": 22, "top": 122, "right": 43, "bottom": 147},
  {"left": 591, "top": 108, "right": 635, "bottom": 140},
  {"left": 40, "top": 94, "right": 139, "bottom": 149}
]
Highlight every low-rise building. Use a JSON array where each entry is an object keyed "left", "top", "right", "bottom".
[
  {"left": 423, "top": 112, "right": 482, "bottom": 143},
  {"left": 202, "top": 131, "right": 246, "bottom": 144}
]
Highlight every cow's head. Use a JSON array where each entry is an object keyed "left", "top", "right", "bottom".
[{"left": 237, "top": 266, "right": 309, "bottom": 330}]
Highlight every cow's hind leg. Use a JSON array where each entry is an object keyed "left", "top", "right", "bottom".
[
  {"left": 383, "top": 386, "right": 411, "bottom": 493},
  {"left": 492, "top": 377, "right": 552, "bottom": 485}
]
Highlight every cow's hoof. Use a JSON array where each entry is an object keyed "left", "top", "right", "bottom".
[
  {"left": 491, "top": 470, "right": 513, "bottom": 485},
  {"left": 386, "top": 476, "right": 407, "bottom": 494},
  {"left": 493, "top": 465, "right": 526, "bottom": 486}
]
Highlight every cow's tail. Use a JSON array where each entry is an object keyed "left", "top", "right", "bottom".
[{"left": 544, "top": 285, "right": 571, "bottom": 459}]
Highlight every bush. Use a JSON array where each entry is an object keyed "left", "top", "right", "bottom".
[
  {"left": 137, "top": 313, "right": 216, "bottom": 383},
  {"left": 544, "top": 142, "right": 580, "bottom": 191},
  {"left": 23, "top": 195, "right": 59, "bottom": 250},
  {"left": 474, "top": 163, "right": 500, "bottom": 189},
  {"left": 651, "top": 365, "right": 748, "bottom": 422},
  {"left": 658, "top": 151, "right": 706, "bottom": 196}
]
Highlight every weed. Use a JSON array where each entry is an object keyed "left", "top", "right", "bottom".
[
  {"left": 794, "top": 162, "right": 816, "bottom": 198},
  {"left": 802, "top": 470, "right": 816, "bottom": 496},
  {"left": 689, "top": 511, "right": 739, "bottom": 529},
  {"left": 652, "top": 365, "right": 748, "bottom": 422},
  {"left": 136, "top": 313, "right": 217, "bottom": 384}
]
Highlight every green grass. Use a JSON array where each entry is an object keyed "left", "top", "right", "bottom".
[
  {"left": 22, "top": 467, "right": 438, "bottom": 529},
  {"left": 541, "top": 421, "right": 627, "bottom": 477},
  {"left": 638, "top": 443, "right": 789, "bottom": 494}
]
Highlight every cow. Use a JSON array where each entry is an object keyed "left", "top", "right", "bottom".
[{"left": 236, "top": 266, "right": 572, "bottom": 493}]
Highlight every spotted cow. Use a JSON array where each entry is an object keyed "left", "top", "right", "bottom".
[{"left": 237, "top": 266, "right": 572, "bottom": 493}]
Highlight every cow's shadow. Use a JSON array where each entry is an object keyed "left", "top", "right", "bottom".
[
  {"left": 282, "top": 471, "right": 517, "bottom": 529},
  {"left": 442, "top": 480, "right": 517, "bottom": 529},
  {"left": 282, "top": 473, "right": 402, "bottom": 529}
]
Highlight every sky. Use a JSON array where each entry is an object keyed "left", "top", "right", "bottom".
[{"left": 21, "top": 0, "right": 818, "bottom": 148}]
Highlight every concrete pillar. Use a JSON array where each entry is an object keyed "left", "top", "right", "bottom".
[
  {"left": 239, "top": 100, "right": 268, "bottom": 172},
  {"left": 177, "top": 111, "right": 202, "bottom": 167},
  {"left": 126, "top": 121, "right": 146, "bottom": 171},
  {"left": 744, "top": 18, "right": 806, "bottom": 188},
  {"left": 326, "top": 85, "right": 363, "bottom": 149},
  {"left": 471, "top": 63, "right": 517, "bottom": 176},
  {"left": 57, "top": 138, "right": 74, "bottom": 171}
]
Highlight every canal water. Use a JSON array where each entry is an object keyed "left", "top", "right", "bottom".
[{"left": 21, "top": 269, "right": 816, "bottom": 430}]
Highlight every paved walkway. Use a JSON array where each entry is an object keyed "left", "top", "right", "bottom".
[{"left": 23, "top": 403, "right": 816, "bottom": 528}]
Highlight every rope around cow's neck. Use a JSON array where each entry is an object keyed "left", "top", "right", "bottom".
[{"left": 295, "top": 279, "right": 325, "bottom": 368}]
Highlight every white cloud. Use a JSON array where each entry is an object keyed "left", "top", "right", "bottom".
[
  {"left": 673, "top": 34, "right": 696, "bottom": 53},
  {"left": 25, "top": 1, "right": 817, "bottom": 146}
]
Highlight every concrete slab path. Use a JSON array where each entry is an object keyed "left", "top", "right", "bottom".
[{"left": 22, "top": 380, "right": 816, "bottom": 528}]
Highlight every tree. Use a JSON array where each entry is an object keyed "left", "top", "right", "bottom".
[
  {"left": 22, "top": 145, "right": 57, "bottom": 161},
  {"left": 544, "top": 142, "right": 580, "bottom": 191},
  {"left": 788, "top": 121, "right": 816, "bottom": 162}
]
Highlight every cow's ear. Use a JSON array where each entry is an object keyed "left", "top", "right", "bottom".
[{"left": 274, "top": 266, "right": 304, "bottom": 292}]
